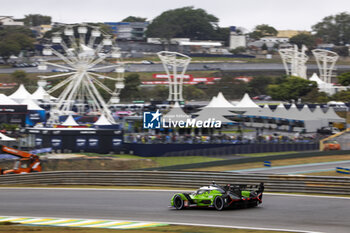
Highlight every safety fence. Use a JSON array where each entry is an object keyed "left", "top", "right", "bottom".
[{"left": 0, "top": 171, "right": 349, "bottom": 195}]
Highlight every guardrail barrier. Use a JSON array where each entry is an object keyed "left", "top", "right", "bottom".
[{"left": 0, "top": 171, "right": 349, "bottom": 195}]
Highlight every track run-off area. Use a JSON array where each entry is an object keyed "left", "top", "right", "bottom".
[{"left": 0, "top": 188, "right": 349, "bottom": 233}]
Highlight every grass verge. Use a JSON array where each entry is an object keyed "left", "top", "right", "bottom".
[
  {"left": 0, "top": 224, "right": 296, "bottom": 233},
  {"left": 192, "top": 155, "right": 350, "bottom": 172},
  {"left": 79, "top": 153, "right": 223, "bottom": 167},
  {"left": 238, "top": 151, "right": 298, "bottom": 157},
  {"left": 301, "top": 170, "right": 350, "bottom": 177}
]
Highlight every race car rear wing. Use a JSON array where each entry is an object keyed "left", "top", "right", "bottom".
[{"left": 225, "top": 182, "right": 264, "bottom": 193}]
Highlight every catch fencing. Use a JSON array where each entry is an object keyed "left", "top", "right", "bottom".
[{"left": 0, "top": 171, "right": 349, "bottom": 195}]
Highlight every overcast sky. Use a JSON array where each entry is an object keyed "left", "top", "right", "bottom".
[{"left": 1, "top": 0, "right": 349, "bottom": 31}]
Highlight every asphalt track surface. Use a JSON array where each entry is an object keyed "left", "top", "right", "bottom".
[
  {"left": 2, "top": 63, "right": 350, "bottom": 73},
  {"left": 0, "top": 188, "right": 349, "bottom": 233},
  {"left": 230, "top": 160, "right": 350, "bottom": 174}
]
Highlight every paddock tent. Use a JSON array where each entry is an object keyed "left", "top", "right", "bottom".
[
  {"left": 163, "top": 102, "right": 191, "bottom": 122},
  {"left": 323, "top": 107, "right": 345, "bottom": 122},
  {"left": 0, "top": 132, "right": 15, "bottom": 141},
  {"left": 31, "top": 86, "right": 56, "bottom": 101},
  {"left": 216, "top": 92, "right": 235, "bottom": 108},
  {"left": 232, "top": 93, "right": 260, "bottom": 110},
  {"left": 193, "top": 96, "right": 236, "bottom": 123},
  {"left": 94, "top": 114, "right": 113, "bottom": 126},
  {"left": 61, "top": 114, "right": 79, "bottom": 126},
  {"left": 0, "top": 94, "right": 18, "bottom": 105},
  {"left": 8, "top": 84, "right": 32, "bottom": 103}
]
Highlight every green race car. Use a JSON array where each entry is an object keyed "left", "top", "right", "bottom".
[{"left": 170, "top": 182, "right": 264, "bottom": 210}]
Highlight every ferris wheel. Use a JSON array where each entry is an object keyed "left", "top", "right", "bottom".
[{"left": 37, "top": 24, "right": 125, "bottom": 124}]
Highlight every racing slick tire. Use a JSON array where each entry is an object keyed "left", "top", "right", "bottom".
[
  {"left": 214, "top": 196, "right": 225, "bottom": 210},
  {"left": 174, "top": 195, "right": 184, "bottom": 210}
]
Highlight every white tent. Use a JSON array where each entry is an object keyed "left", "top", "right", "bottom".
[
  {"left": 21, "top": 98, "right": 44, "bottom": 111},
  {"left": 312, "top": 105, "right": 326, "bottom": 116},
  {"left": 163, "top": 102, "right": 191, "bottom": 122},
  {"left": 94, "top": 114, "right": 112, "bottom": 125},
  {"left": 8, "top": 84, "right": 32, "bottom": 103},
  {"left": 61, "top": 115, "right": 79, "bottom": 126},
  {"left": 0, "top": 94, "right": 19, "bottom": 105},
  {"left": 309, "top": 73, "right": 326, "bottom": 85},
  {"left": 193, "top": 95, "right": 236, "bottom": 123},
  {"left": 244, "top": 104, "right": 271, "bottom": 117},
  {"left": 215, "top": 92, "right": 235, "bottom": 108},
  {"left": 31, "top": 86, "right": 56, "bottom": 101},
  {"left": 323, "top": 107, "right": 345, "bottom": 122},
  {"left": 0, "top": 132, "right": 16, "bottom": 141},
  {"left": 271, "top": 103, "right": 289, "bottom": 118},
  {"left": 233, "top": 93, "right": 260, "bottom": 109},
  {"left": 298, "top": 105, "right": 316, "bottom": 120},
  {"left": 281, "top": 103, "right": 301, "bottom": 119}
]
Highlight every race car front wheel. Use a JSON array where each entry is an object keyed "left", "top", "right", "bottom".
[
  {"left": 214, "top": 196, "right": 224, "bottom": 210},
  {"left": 174, "top": 195, "right": 184, "bottom": 210}
]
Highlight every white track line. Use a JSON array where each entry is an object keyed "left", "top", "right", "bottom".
[{"left": 0, "top": 215, "right": 323, "bottom": 233}]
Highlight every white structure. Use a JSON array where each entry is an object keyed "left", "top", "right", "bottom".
[
  {"left": 8, "top": 84, "right": 32, "bottom": 103},
  {"left": 312, "top": 49, "right": 339, "bottom": 84},
  {"left": 31, "top": 85, "right": 56, "bottom": 101},
  {"left": 21, "top": 98, "right": 44, "bottom": 111},
  {"left": 163, "top": 102, "right": 191, "bottom": 122},
  {"left": 37, "top": 24, "right": 125, "bottom": 124},
  {"left": 0, "top": 16, "right": 24, "bottom": 26},
  {"left": 61, "top": 115, "right": 79, "bottom": 126},
  {"left": 147, "top": 38, "right": 190, "bottom": 44},
  {"left": 279, "top": 45, "right": 309, "bottom": 79},
  {"left": 0, "top": 94, "right": 19, "bottom": 105},
  {"left": 157, "top": 51, "right": 191, "bottom": 101},
  {"left": 260, "top": 37, "right": 289, "bottom": 43},
  {"left": 232, "top": 93, "right": 260, "bottom": 110},
  {"left": 0, "top": 132, "right": 16, "bottom": 141},
  {"left": 94, "top": 114, "right": 112, "bottom": 126},
  {"left": 309, "top": 73, "right": 348, "bottom": 95},
  {"left": 230, "top": 35, "right": 246, "bottom": 50}
]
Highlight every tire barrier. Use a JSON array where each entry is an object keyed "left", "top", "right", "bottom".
[{"left": 0, "top": 170, "right": 349, "bottom": 195}]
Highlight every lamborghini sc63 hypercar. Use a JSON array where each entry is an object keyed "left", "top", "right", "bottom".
[{"left": 170, "top": 182, "right": 264, "bottom": 210}]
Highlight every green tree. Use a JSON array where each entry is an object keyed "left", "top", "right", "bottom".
[
  {"left": 249, "top": 24, "right": 278, "bottom": 40},
  {"left": 208, "top": 76, "right": 249, "bottom": 100},
  {"left": 122, "top": 16, "right": 147, "bottom": 22},
  {"left": 120, "top": 73, "right": 141, "bottom": 100},
  {"left": 23, "top": 14, "right": 51, "bottom": 26},
  {"left": 289, "top": 33, "right": 316, "bottom": 49},
  {"left": 230, "top": 46, "right": 246, "bottom": 54},
  {"left": 0, "top": 27, "right": 34, "bottom": 63},
  {"left": 247, "top": 76, "right": 272, "bottom": 96},
  {"left": 301, "top": 89, "right": 329, "bottom": 103},
  {"left": 0, "top": 41, "right": 20, "bottom": 63},
  {"left": 184, "top": 85, "right": 207, "bottom": 100},
  {"left": 331, "top": 90, "right": 350, "bottom": 102},
  {"left": 11, "top": 70, "right": 30, "bottom": 85},
  {"left": 146, "top": 7, "right": 221, "bottom": 41},
  {"left": 312, "top": 12, "right": 350, "bottom": 45},
  {"left": 267, "top": 76, "right": 317, "bottom": 101},
  {"left": 337, "top": 72, "right": 350, "bottom": 86},
  {"left": 332, "top": 46, "right": 349, "bottom": 57}
]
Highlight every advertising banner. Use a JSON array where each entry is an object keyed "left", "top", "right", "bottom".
[{"left": 51, "top": 137, "right": 62, "bottom": 149}]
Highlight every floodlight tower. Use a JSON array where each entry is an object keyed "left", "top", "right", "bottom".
[
  {"left": 157, "top": 51, "right": 191, "bottom": 101},
  {"left": 312, "top": 49, "right": 339, "bottom": 83},
  {"left": 279, "top": 45, "right": 309, "bottom": 79},
  {"left": 37, "top": 24, "right": 125, "bottom": 124}
]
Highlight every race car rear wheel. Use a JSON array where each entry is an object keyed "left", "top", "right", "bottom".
[
  {"left": 174, "top": 195, "right": 184, "bottom": 210},
  {"left": 214, "top": 196, "right": 224, "bottom": 210}
]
